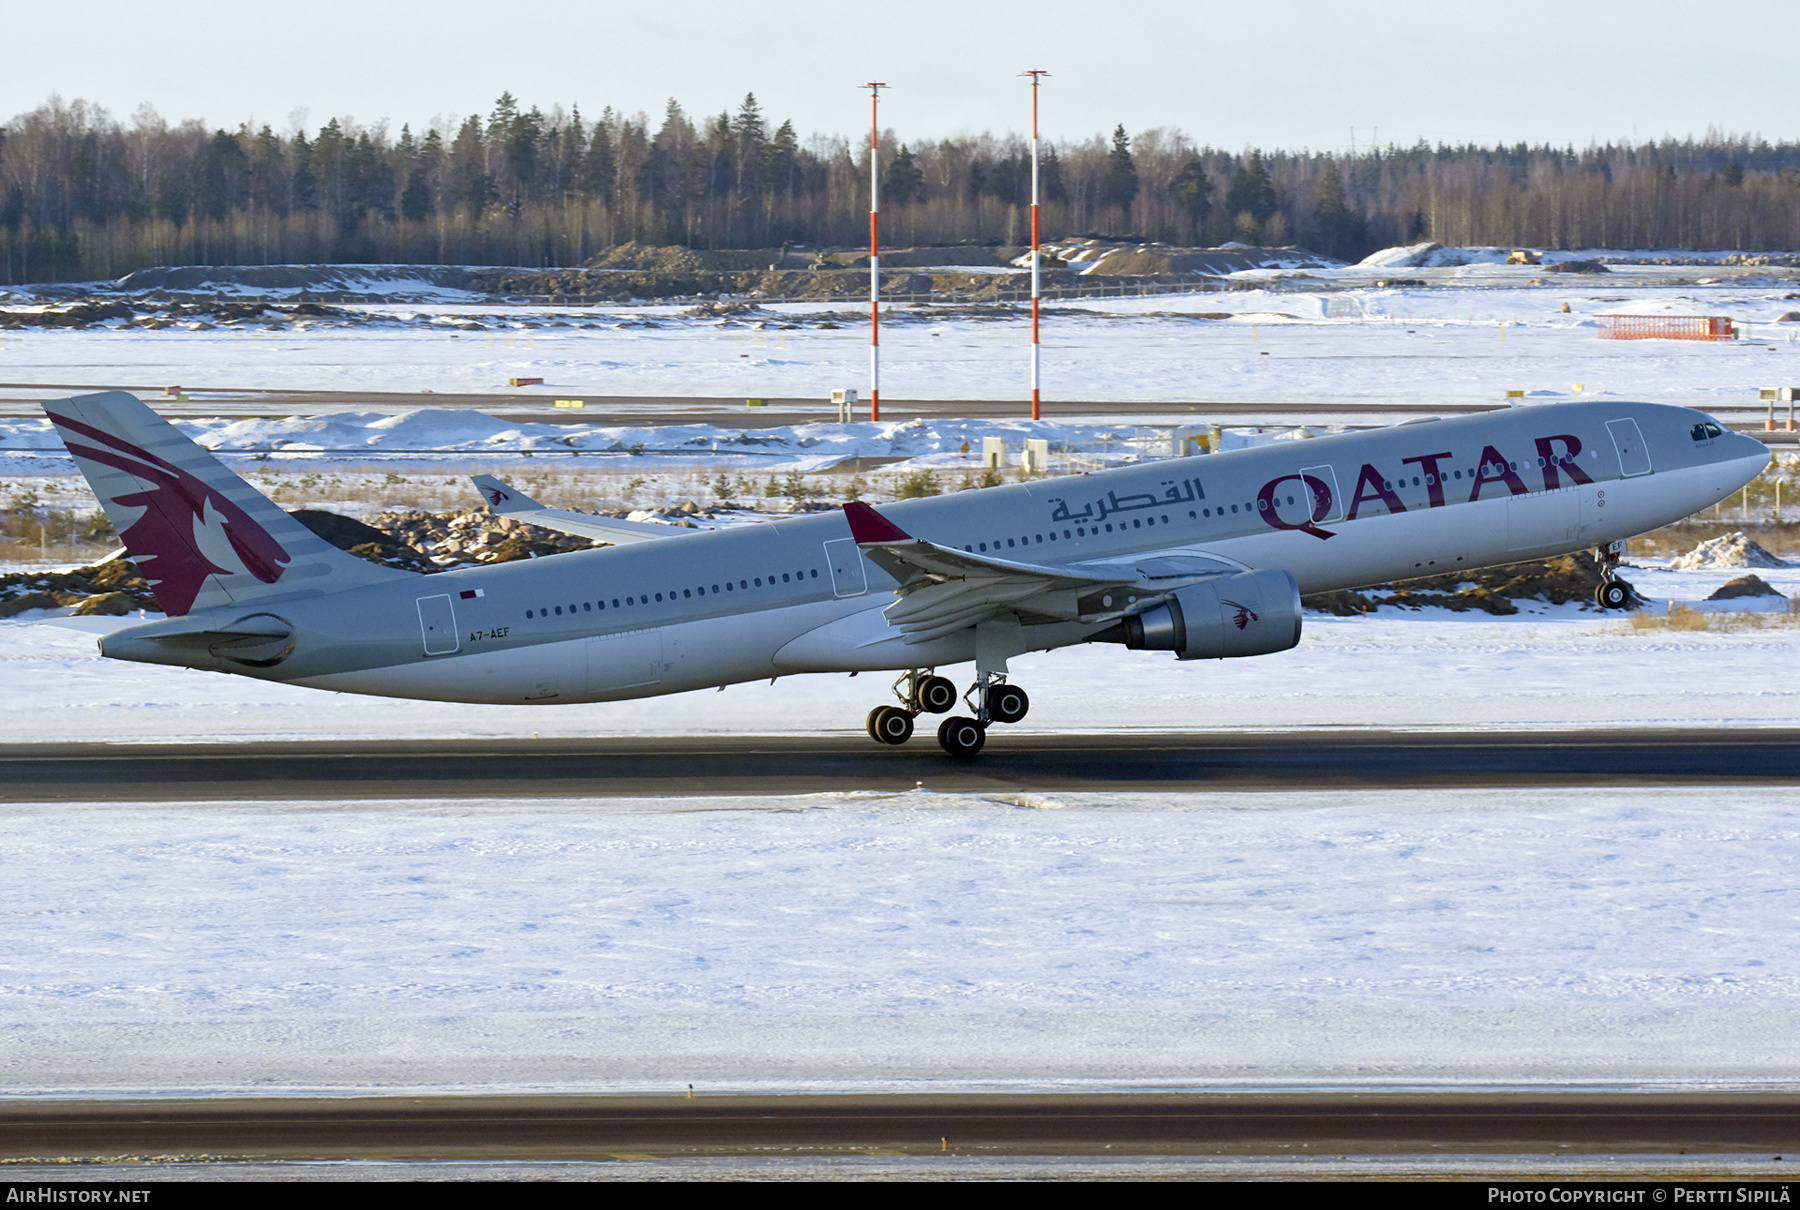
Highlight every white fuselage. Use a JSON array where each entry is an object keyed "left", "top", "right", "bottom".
[{"left": 100, "top": 401, "right": 1770, "bottom": 705}]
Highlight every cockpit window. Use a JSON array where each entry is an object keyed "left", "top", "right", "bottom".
[{"left": 1691, "top": 422, "right": 1725, "bottom": 441}]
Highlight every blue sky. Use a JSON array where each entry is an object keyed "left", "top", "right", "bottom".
[{"left": 6, "top": 0, "right": 1794, "bottom": 149}]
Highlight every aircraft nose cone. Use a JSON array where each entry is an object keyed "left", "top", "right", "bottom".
[{"left": 1730, "top": 430, "right": 1770, "bottom": 457}]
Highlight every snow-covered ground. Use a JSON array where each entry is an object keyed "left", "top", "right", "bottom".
[
  {"left": 1, "top": 281, "right": 1798, "bottom": 417},
  {"left": 0, "top": 409, "right": 1297, "bottom": 479},
  {"left": 4, "top": 784, "right": 1797, "bottom": 1094}
]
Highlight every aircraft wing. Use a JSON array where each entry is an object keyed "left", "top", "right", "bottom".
[
  {"left": 470, "top": 474, "right": 708, "bottom": 545},
  {"left": 843, "top": 500, "right": 1212, "bottom": 645}
]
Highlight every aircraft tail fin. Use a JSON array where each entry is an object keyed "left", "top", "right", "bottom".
[
  {"left": 43, "top": 391, "right": 413, "bottom": 617},
  {"left": 471, "top": 473, "right": 701, "bottom": 544}
]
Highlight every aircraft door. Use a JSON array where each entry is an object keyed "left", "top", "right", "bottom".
[
  {"left": 416, "top": 594, "right": 459, "bottom": 655},
  {"left": 824, "top": 537, "right": 868, "bottom": 597},
  {"left": 1298, "top": 464, "right": 1345, "bottom": 523},
  {"left": 1606, "top": 418, "right": 1652, "bottom": 477}
]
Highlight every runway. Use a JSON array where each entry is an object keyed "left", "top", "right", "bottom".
[
  {"left": 3, "top": 728, "right": 1796, "bottom": 801},
  {"left": 0, "top": 381, "right": 1505, "bottom": 426},
  {"left": 3, "top": 1093, "right": 1797, "bottom": 1160}
]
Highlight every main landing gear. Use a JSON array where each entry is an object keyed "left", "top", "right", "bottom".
[
  {"left": 865, "top": 668, "right": 1031, "bottom": 757},
  {"left": 867, "top": 668, "right": 956, "bottom": 747},
  {"left": 1592, "top": 539, "right": 1635, "bottom": 610}
]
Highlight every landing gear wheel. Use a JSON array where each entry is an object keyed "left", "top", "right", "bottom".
[
  {"left": 988, "top": 683, "right": 1030, "bottom": 725},
  {"left": 915, "top": 675, "right": 958, "bottom": 714},
  {"left": 869, "top": 705, "right": 915, "bottom": 745},
  {"left": 1596, "top": 580, "right": 1632, "bottom": 610},
  {"left": 936, "top": 715, "right": 986, "bottom": 757}
]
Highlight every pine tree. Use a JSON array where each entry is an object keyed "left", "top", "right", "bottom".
[
  {"left": 884, "top": 145, "right": 925, "bottom": 206},
  {"left": 200, "top": 130, "right": 246, "bottom": 223},
  {"left": 1101, "top": 124, "right": 1138, "bottom": 212},
  {"left": 310, "top": 119, "right": 349, "bottom": 223},
  {"left": 289, "top": 135, "right": 317, "bottom": 213},
  {"left": 578, "top": 119, "right": 616, "bottom": 204},
  {"left": 1311, "top": 159, "right": 1363, "bottom": 256},
  {"left": 447, "top": 115, "right": 493, "bottom": 215},
  {"left": 1039, "top": 145, "right": 1067, "bottom": 206},
  {"left": 733, "top": 93, "right": 766, "bottom": 198},
  {"left": 1224, "top": 150, "right": 1279, "bottom": 239},
  {"left": 400, "top": 167, "right": 431, "bottom": 222},
  {"left": 764, "top": 119, "right": 799, "bottom": 197},
  {"left": 1170, "top": 155, "right": 1211, "bottom": 244},
  {"left": 250, "top": 125, "right": 285, "bottom": 216}
]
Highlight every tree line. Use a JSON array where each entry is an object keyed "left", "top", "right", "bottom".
[{"left": 3, "top": 92, "right": 1800, "bottom": 284}]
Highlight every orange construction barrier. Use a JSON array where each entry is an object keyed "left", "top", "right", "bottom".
[{"left": 1597, "top": 315, "right": 1733, "bottom": 341}]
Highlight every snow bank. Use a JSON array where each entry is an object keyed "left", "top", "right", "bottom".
[
  {"left": 111, "top": 264, "right": 486, "bottom": 302},
  {"left": 1670, "top": 532, "right": 1791, "bottom": 571},
  {"left": 0, "top": 410, "right": 1313, "bottom": 473}
]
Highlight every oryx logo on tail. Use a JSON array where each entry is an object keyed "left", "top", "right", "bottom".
[{"left": 51, "top": 415, "right": 291, "bottom": 615}]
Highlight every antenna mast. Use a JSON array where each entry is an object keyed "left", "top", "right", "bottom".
[
  {"left": 862, "top": 82, "right": 887, "bottom": 422},
  {"left": 1023, "top": 70, "right": 1049, "bottom": 420}
]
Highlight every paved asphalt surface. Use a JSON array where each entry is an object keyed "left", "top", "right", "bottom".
[
  {"left": 3, "top": 729, "right": 1797, "bottom": 801},
  {"left": 2, "top": 1093, "right": 1797, "bottom": 1160},
  {"left": 3, "top": 384, "right": 1788, "bottom": 449},
  {"left": 0, "top": 381, "right": 1512, "bottom": 426}
]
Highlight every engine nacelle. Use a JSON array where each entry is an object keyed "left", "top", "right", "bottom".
[{"left": 1117, "top": 569, "right": 1302, "bottom": 660}]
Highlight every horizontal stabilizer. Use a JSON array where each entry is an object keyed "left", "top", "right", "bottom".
[{"left": 470, "top": 474, "right": 707, "bottom": 544}]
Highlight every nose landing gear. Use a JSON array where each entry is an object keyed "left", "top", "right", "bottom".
[
  {"left": 1593, "top": 539, "right": 1636, "bottom": 610},
  {"left": 1595, "top": 580, "right": 1633, "bottom": 610}
]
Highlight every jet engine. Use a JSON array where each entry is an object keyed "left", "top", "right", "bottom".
[{"left": 1108, "top": 568, "right": 1302, "bottom": 660}]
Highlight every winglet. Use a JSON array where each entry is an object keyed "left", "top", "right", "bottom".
[{"left": 843, "top": 500, "right": 913, "bottom": 544}]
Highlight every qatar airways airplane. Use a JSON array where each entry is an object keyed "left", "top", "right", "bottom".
[{"left": 43, "top": 391, "right": 1766, "bottom": 755}]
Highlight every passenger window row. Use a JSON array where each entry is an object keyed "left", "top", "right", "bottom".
[{"left": 525, "top": 568, "right": 821, "bottom": 619}]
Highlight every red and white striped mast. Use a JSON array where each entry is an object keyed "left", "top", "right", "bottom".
[
  {"left": 1023, "top": 70, "right": 1049, "bottom": 420},
  {"left": 862, "top": 82, "right": 887, "bottom": 423}
]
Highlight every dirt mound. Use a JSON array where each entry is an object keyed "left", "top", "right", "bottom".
[
  {"left": 1669, "top": 531, "right": 1790, "bottom": 571},
  {"left": 0, "top": 556, "right": 157, "bottom": 617},
  {"left": 1542, "top": 259, "right": 1610, "bottom": 274},
  {"left": 371, "top": 507, "right": 600, "bottom": 566},
  {"left": 585, "top": 242, "right": 714, "bottom": 272},
  {"left": 0, "top": 301, "right": 133, "bottom": 329},
  {"left": 1303, "top": 551, "right": 1642, "bottom": 615},
  {"left": 1708, "top": 574, "right": 1785, "bottom": 600}
]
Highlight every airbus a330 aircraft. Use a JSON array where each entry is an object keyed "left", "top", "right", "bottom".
[{"left": 43, "top": 392, "right": 1766, "bottom": 755}]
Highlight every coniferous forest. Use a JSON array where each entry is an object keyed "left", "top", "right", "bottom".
[{"left": 4, "top": 92, "right": 1800, "bottom": 284}]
